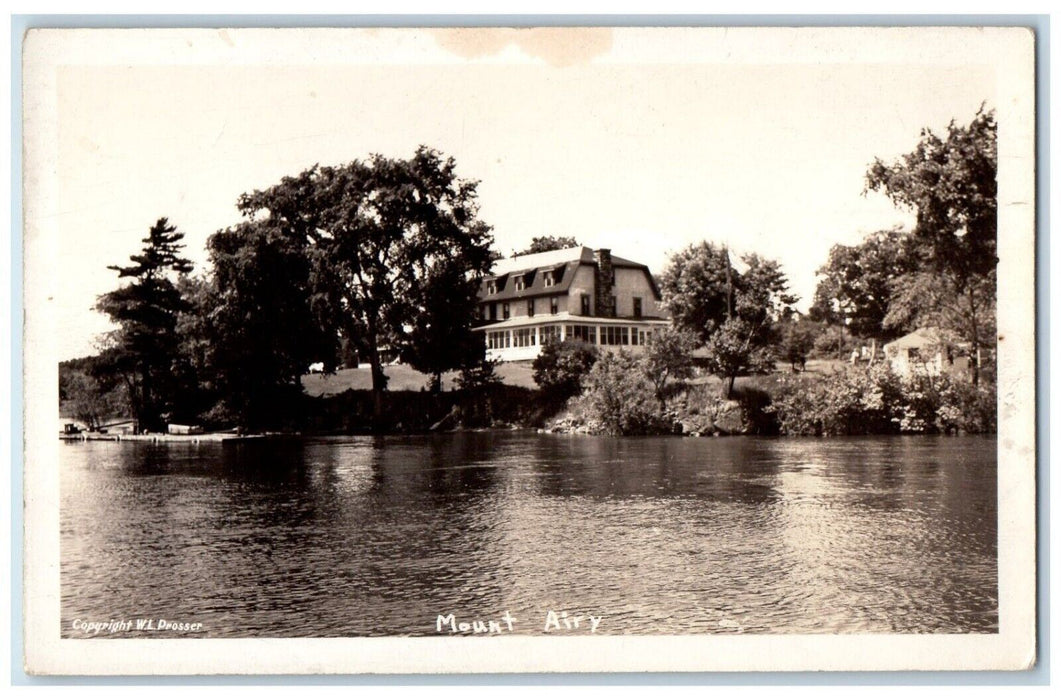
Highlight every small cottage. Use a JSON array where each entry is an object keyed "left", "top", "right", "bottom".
[{"left": 882, "top": 328, "right": 971, "bottom": 379}]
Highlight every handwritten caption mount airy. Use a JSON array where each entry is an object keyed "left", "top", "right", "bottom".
[{"left": 436, "top": 610, "right": 603, "bottom": 635}]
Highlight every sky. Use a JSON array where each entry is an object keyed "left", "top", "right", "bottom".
[{"left": 39, "top": 28, "right": 996, "bottom": 360}]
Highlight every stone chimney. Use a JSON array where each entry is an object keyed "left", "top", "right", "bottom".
[{"left": 594, "top": 248, "right": 615, "bottom": 318}]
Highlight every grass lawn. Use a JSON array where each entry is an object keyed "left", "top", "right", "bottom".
[
  {"left": 301, "top": 361, "right": 539, "bottom": 397},
  {"left": 301, "top": 356, "right": 851, "bottom": 398}
]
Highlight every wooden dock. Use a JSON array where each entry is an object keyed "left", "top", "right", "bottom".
[{"left": 60, "top": 433, "right": 267, "bottom": 444}]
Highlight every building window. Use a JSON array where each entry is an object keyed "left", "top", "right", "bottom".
[
  {"left": 630, "top": 327, "right": 638, "bottom": 345},
  {"left": 488, "top": 330, "right": 514, "bottom": 350},
  {"left": 600, "top": 326, "right": 629, "bottom": 346},
  {"left": 639, "top": 330, "right": 646, "bottom": 345},
  {"left": 502, "top": 303, "right": 510, "bottom": 320},
  {"left": 610, "top": 295, "right": 617, "bottom": 317},
  {"left": 550, "top": 296, "right": 559, "bottom": 314},
  {"left": 515, "top": 277, "right": 525, "bottom": 291},
  {"left": 514, "top": 328, "right": 536, "bottom": 347},
  {"left": 540, "top": 325, "right": 560, "bottom": 345},
  {"left": 527, "top": 299, "right": 535, "bottom": 317},
  {"left": 544, "top": 270, "right": 555, "bottom": 287},
  {"left": 565, "top": 325, "right": 596, "bottom": 344},
  {"left": 490, "top": 303, "right": 497, "bottom": 320},
  {"left": 486, "top": 280, "right": 496, "bottom": 295},
  {"left": 633, "top": 297, "right": 642, "bottom": 318},
  {"left": 580, "top": 294, "right": 590, "bottom": 316}
]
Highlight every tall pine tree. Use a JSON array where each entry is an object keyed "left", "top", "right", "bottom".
[{"left": 96, "top": 217, "right": 193, "bottom": 432}]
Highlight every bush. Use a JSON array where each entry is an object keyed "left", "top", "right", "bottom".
[
  {"left": 532, "top": 338, "right": 599, "bottom": 399},
  {"left": 810, "top": 325, "right": 859, "bottom": 360},
  {"left": 768, "top": 364, "right": 996, "bottom": 436},
  {"left": 572, "top": 351, "right": 671, "bottom": 435}
]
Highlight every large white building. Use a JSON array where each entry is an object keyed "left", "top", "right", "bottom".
[{"left": 475, "top": 246, "right": 671, "bottom": 362}]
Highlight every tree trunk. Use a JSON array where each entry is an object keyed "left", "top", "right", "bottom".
[
  {"left": 366, "top": 341, "right": 386, "bottom": 431},
  {"left": 968, "top": 287, "right": 981, "bottom": 386},
  {"left": 723, "top": 374, "right": 736, "bottom": 400}
]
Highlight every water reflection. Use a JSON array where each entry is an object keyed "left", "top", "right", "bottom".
[{"left": 61, "top": 434, "right": 997, "bottom": 637}]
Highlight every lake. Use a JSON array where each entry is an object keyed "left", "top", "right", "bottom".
[{"left": 60, "top": 433, "right": 997, "bottom": 637}]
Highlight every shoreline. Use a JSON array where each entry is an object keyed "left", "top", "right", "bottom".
[
  {"left": 59, "top": 432, "right": 270, "bottom": 444},
  {"left": 59, "top": 427, "right": 996, "bottom": 443}
]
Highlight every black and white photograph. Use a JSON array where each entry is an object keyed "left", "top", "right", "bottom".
[{"left": 21, "top": 25, "right": 1037, "bottom": 674}]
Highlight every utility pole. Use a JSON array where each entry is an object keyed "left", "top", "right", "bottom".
[{"left": 723, "top": 245, "right": 734, "bottom": 319}]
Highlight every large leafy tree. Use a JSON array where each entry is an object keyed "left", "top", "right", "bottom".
[
  {"left": 661, "top": 242, "right": 795, "bottom": 397},
  {"left": 658, "top": 241, "right": 733, "bottom": 344},
  {"left": 236, "top": 146, "right": 494, "bottom": 425},
  {"left": 402, "top": 260, "right": 486, "bottom": 393},
  {"left": 206, "top": 219, "right": 338, "bottom": 430},
  {"left": 706, "top": 254, "right": 797, "bottom": 398},
  {"left": 865, "top": 107, "right": 997, "bottom": 384},
  {"left": 95, "top": 218, "right": 194, "bottom": 432},
  {"left": 514, "top": 235, "right": 580, "bottom": 256},
  {"left": 810, "top": 229, "right": 917, "bottom": 340}
]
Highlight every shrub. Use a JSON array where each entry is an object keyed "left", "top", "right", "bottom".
[
  {"left": 768, "top": 364, "right": 996, "bottom": 436},
  {"left": 532, "top": 338, "right": 599, "bottom": 399},
  {"left": 573, "top": 351, "right": 670, "bottom": 435}
]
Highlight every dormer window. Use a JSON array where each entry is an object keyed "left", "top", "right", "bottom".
[
  {"left": 515, "top": 277, "right": 525, "bottom": 291},
  {"left": 544, "top": 271, "right": 555, "bottom": 288},
  {"left": 486, "top": 280, "right": 496, "bottom": 295}
]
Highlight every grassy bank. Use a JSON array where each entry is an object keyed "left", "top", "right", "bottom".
[{"left": 301, "top": 362, "right": 538, "bottom": 396}]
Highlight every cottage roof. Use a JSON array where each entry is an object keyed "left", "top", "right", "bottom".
[{"left": 882, "top": 327, "right": 950, "bottom": 351}]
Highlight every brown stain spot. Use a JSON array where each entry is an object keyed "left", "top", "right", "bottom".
[
  {"left": 998, "top": 334, "right": 1005, "bottom": 342},
  {"left": 218, "top": 29, "right": 235, "bottom": 48},
  {"left": 432, "top": 28, "right": 613, "bottom": 67}
]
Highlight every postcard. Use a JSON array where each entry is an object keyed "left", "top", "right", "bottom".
[{"left": 21, "top": 25, "right": 1037, "bottom": 674}]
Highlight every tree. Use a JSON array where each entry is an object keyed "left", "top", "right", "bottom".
[
  {"left": 658, "top": 241, "right": 733, "bottom": 344},
  {"left": 514, "top": 235, "right": 581, "bottom": 256},
  {"left": 642, "top": 326, "right": 696, "bottom": 409},
  {"left": 865, "top": 107, "right": 997, "bottom": 384},
  {"left": 95, "top": 218, "right": 193, "bottom": 432},
  {"left": 811, "top": 229, "right": 917, "bottom": 340},
  {"left": 207, "top": 219, "right": 338, "bottom": 430},
  {"left": 778, "top": 316, "right": 821, "bottom": 371},
  {"left": 402, "top": 260, "right": 486, "bottom": 392},
  {"left": 59, "top": 368, "right": 128, "bottom": 431},
  {"left": 661, "top": 243, "right": 795, "bottom": 397},
  {"left": 167, "top": 274, "right": 219, "bottom": 424},
  {"left": 237, "top": 147, "right": 494, "bottom": 425},
  {"left": 532, "top": 337, "right": 599, "bottom": 400},
  {"left": 707, "top": 254, "right": 796, "bottom": 398},
  {"left": 883, "top": 269, "right": 997, "bottom": 368},
  {"left": 866, "top": 107, "right": 997, "bottom": 281}
]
